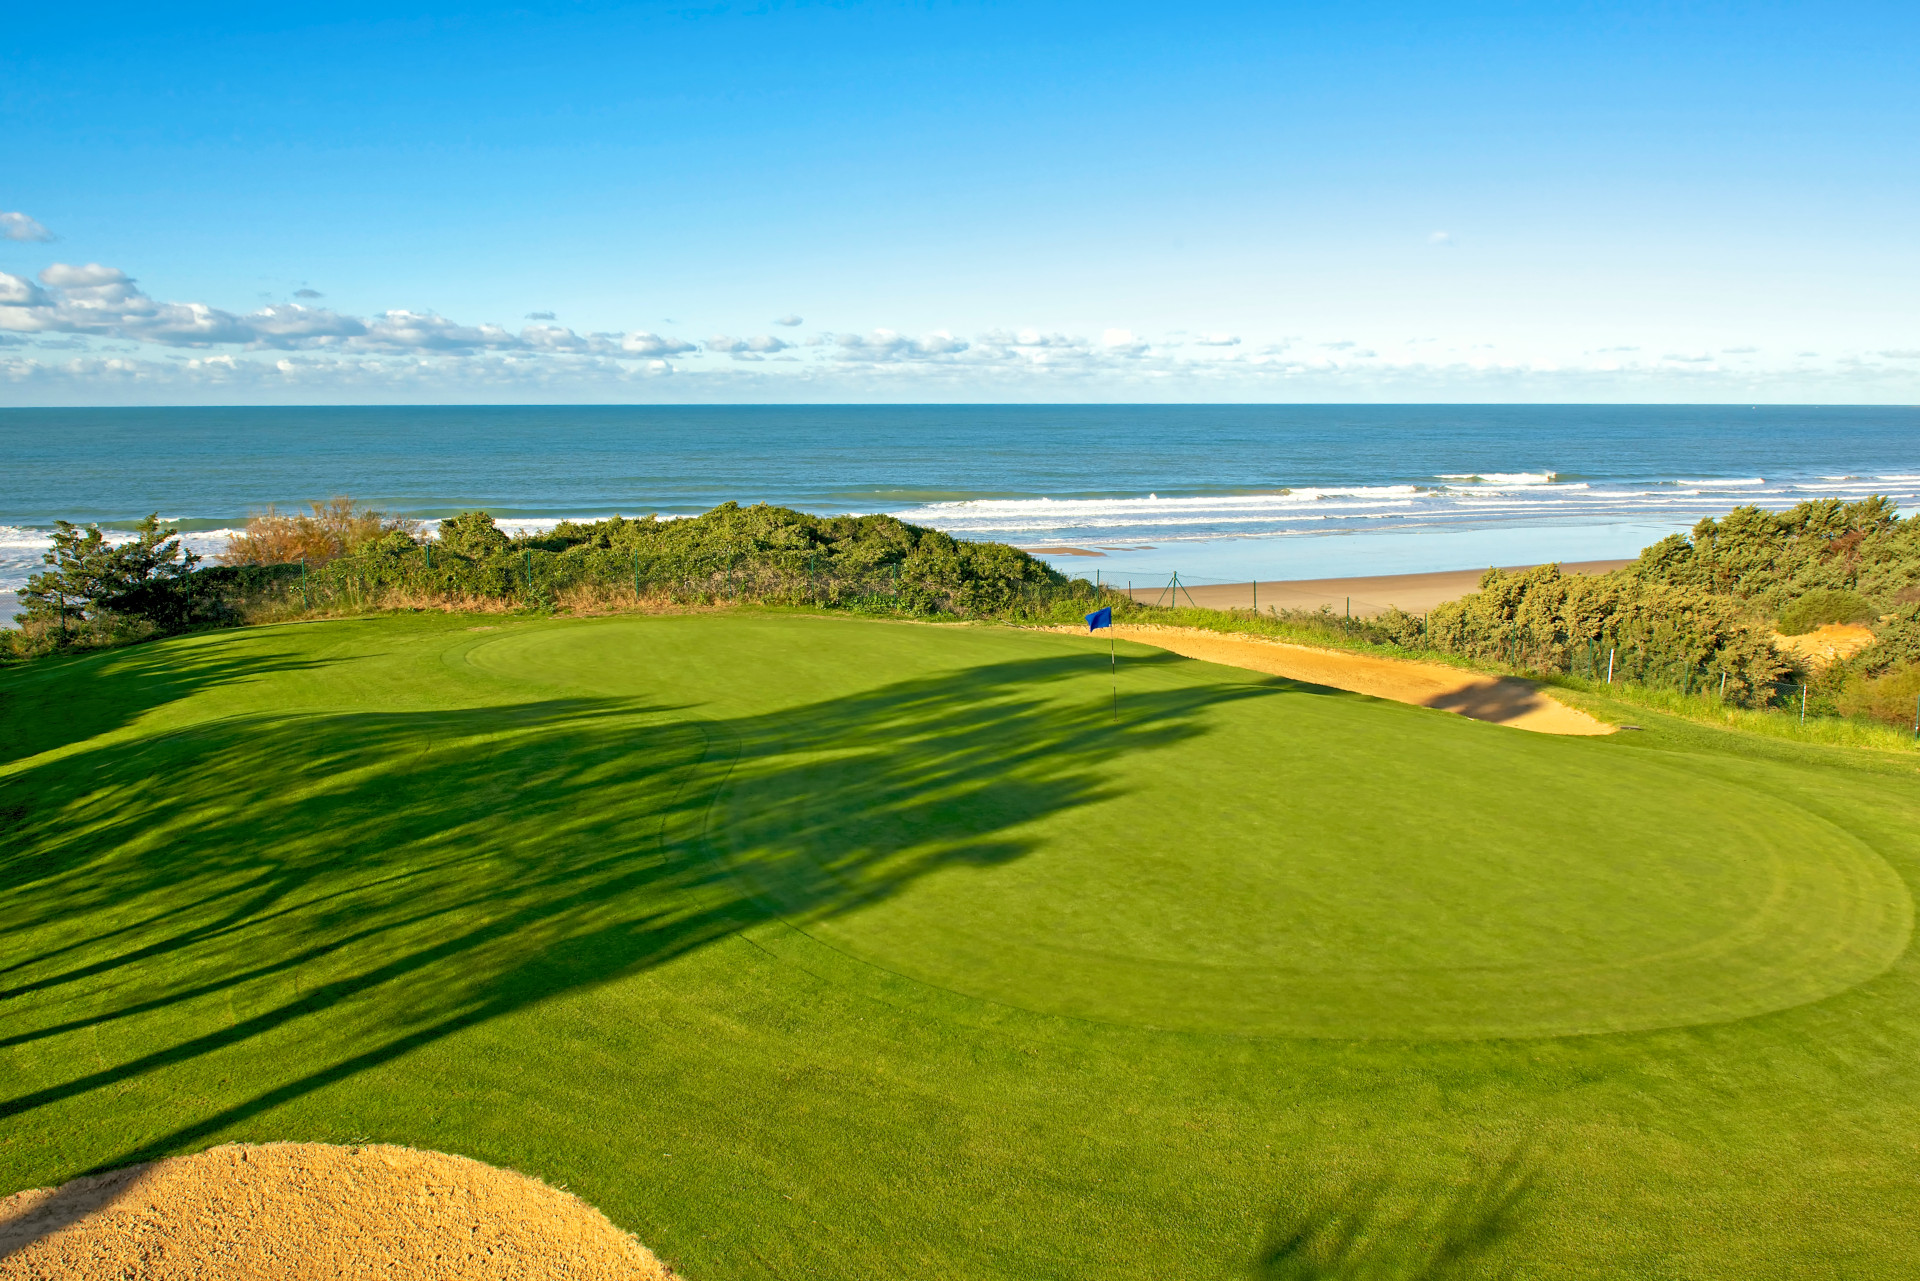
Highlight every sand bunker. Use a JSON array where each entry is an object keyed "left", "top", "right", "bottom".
[
  {"left": 1108, "top": 625, "right": 1614, "bottom": 736},
  {"left": 0, "top": 1142, "right": 674, "bottom": 1281}
]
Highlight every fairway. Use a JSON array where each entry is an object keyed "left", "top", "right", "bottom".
[{"left": 7, "top": 611, "right": 1920, "bottom": 1278}]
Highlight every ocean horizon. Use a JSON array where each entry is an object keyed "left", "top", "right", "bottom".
[{"left": 4, "top": 403, "right": 1917, "bottom": 594}]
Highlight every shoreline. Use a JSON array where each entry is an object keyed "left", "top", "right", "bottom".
[{"left": 1112, "top": 559, "right": 1632, "bottom": 617}]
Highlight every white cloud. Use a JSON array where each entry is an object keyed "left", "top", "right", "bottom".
[
  {"left": 0, "top": 272, "right": 50, "bottom": 308},
  {"left": 0, "top": 257, "right": 703, "bottom": 363},
  {"left": 707, "top": 334, "right": 791, "bottom": 360},
  {"left": 359, "top": 311, "right": 522, "bottom": 352},
  {"left": 828, "top": 329, "right": 969, "bottom": 362},
  {"left": 773, "top": 314, "right": 803, "bottom": 327},
  {"left": 618, "top": 331, "right": 698, "bottom": 357},
  {"left": 518, "top": 324, "right": 591, "bottom": 353},
  {"left": 980, "top": 329, "right": 1081, "bottom": 349},
  {"left": 1428, "top": 230, "right": 1453, "bottom": 245},
  {"left": 40, "top": 262, "right": 144, "bottom": 306},
  {"left": 1, "top": 212, "right": 55, "bottom": 242},
  {"left": 5, "top": 247, "right": 1915, "bottom": 404},
  {"left": 244, "top": 303, "right": 368, "bottom": 346}
]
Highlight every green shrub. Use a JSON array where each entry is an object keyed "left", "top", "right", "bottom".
[
  {"left": 1836, "top": 661, "right": 1920, "bottom": 728},
  {"left": 1775, "top": 588, "right": 1876, "bottom": 635},
  {"left": 434, "top": 509, "right": 510, "bottom": 558},
  {"left": 1376, "top": 563, "right": 1787, "bottom": 703}
]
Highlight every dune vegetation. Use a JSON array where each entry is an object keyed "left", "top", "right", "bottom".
[
  {"left": 5, "top": 608, "right": 1920, "bottom": 1278},
  {"left": 1372, "top": 496, "right": 1920, "bottom": 721},
  {"left": 14, "top": 496, "right": 1920, "bottom": 739}
]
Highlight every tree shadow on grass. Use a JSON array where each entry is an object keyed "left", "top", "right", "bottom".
[
  {"left": 0, "top": 650, "right": 1269, "bottom": 1202},
  {"left": 1253, "top": 1147, "right": 1538, "bottom": 1281},
  {"left": 0, "top": 627, "right": 343, "bottom": 768}
]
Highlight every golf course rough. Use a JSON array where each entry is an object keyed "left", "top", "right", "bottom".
[{"left": 6, "top": 609, "right": 1920, "bottom": 1279}]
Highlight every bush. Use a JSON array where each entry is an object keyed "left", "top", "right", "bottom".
[
  {"left": 434, "top": 510, "right": 510, "bottom": 559},
  {"left": 1775, "top": 588, "right": 1876, "bottom": 636},
  {"left": 221, "top": 497, "right": 414, "bottom": 566},
  {"left": 1376, "top": 563, "right": 1787, "bottom": 702},
  {"left": 1836, "top": 662, "right": 1920, "bottom": 728}
]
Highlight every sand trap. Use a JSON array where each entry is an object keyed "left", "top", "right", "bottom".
[
  {"left": 1107, "top": 625, "right": 1614, "bottom": 736},
  {"left": 0, "top": 1142, "right": 674, "bottom": 1280}
]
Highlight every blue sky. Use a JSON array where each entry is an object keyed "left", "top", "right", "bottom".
[{"left": 3, "top": 1, "right": 1917, "bottom": 403}]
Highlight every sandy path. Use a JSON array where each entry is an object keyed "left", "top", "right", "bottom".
[
  {"left": 1107, "top": 625, "right": 1614, "bottom": 736},
  {"left": 0, "top": 1143, "right": 674, "bottom": 1280}
]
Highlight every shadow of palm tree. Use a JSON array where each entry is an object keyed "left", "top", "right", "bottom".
[
  {"left": 1253, "top": 1148, "right": 1537, "bottom": 1281},
  {"left": 0, "top": 650, "right": 1270, "bottom": 1207}
]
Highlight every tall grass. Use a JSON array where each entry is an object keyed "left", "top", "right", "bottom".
[{"left": 1544, "top": 673, "right": 1920, "bottom": 752}]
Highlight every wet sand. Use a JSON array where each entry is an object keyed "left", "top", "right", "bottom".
[{"left": 1116, "top": 559, "right": 1632, "bottom": 617}]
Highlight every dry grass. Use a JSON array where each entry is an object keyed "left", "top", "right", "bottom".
[
  {"left": 220, "top": 498, "right": 416, "bottom": 567},
  {"left": 234, "top": 583, "right": 736, "bottom": 627}
]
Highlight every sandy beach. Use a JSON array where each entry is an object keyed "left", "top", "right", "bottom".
[{"left": 1109, "top": 559, "right": 1632, "bottom": 617}]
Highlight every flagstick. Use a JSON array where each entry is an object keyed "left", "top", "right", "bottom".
[{"left": 1110, "top": 634, "right": 1117, "bottom": 723}]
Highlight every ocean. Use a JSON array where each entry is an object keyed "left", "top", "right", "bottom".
[{"left": 3, "top": 404, "right": 1917, "bottom": 596}]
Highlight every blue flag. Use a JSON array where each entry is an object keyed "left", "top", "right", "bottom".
[{"left": 1085, "top": 606, "right": 1112, "bottom": 631}]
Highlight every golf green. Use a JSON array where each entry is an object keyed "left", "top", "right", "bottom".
[
  {"left": 468, "top": 614, "right": 1907, "bottom": 1039},
  {"left": 7, "top": 609, "right": 1920, "bottom": 1278}
]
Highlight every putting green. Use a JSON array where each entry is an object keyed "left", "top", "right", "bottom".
[{"left": 467, "top": 615, "right": 1911, "bottom": 1040}]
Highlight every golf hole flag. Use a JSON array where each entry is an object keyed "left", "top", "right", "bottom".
[{"left": 1085, "top": 605, "right": 1113, "bottom": 631}]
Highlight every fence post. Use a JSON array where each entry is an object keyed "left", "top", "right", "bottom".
[
  {"left": 1606, "top": 647, "right": 1615, "bottom": 684},
  {"left": 1913, "top": 692, "right": 1919, "bottom": 738},
  {"left": 633, "top": 551, "right": 640, "bottom": 598},
  {"left": 1801, "top": 684, "right": 1807, "bottom": 724}
]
